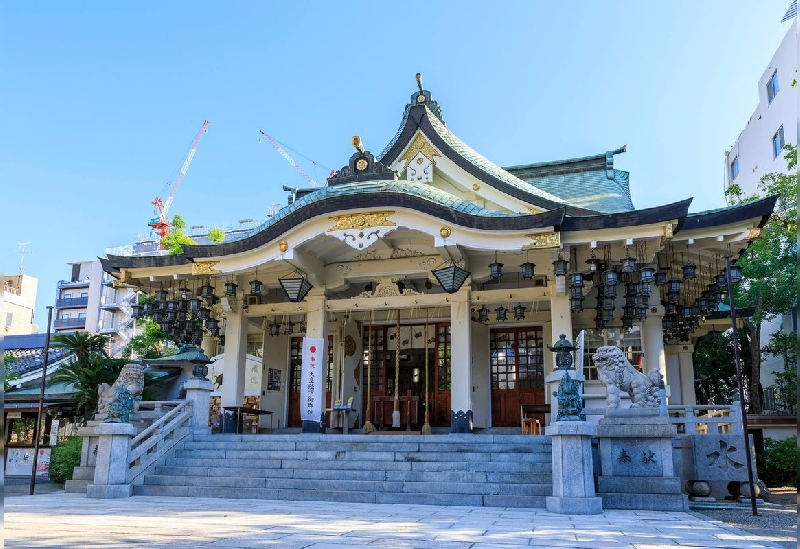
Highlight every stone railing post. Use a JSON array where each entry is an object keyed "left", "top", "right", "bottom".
[
  {"left": 86, "top": 423, "right": 137, "bottom": 499},
  {"left": 183, "top": 378, "right": 213, "bottom": 434}
]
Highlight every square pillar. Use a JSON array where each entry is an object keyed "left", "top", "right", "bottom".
[
  {"left": 87, "top": 422, "right": 137, "bottom": 499},
  {"left": 450, "top": 289, "right": 472, "bottom": 433}
]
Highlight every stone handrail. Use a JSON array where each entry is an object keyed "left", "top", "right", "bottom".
[
  {"left": 127, "top": 400, "right": 192, "bottom": 484},
  {"left": 666, "top": 402, "right": 742, "bottom": 435}
]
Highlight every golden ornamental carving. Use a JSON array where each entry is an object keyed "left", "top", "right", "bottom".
[
  {"left": 356, "top": 158, "right": 368, "bottom": 171},
  {"left": 523, "top": 231, "right": 561, "bottom": 249},
  {"left": 111, "top": 269, "right": 132, "bottom": 289},
  {"left": 328, "top": 211, "right": 396, "bottom": 232},
  {"left": 391, "top": 248, "right": 423, "bottom": 258},
  {"left": 191, "top": 261, "right": 219, "bottom": 275},
  {"left": 279, "top": 240, "right": 289, "bottom": 252},
  {"left": 472, "top": 183, "right": 480, "bottom": 191},
  {"left": 398, "top": 132, "right": 441, "bottom": 166},
  {"left": 745, "top": 228, "right": 763, "bottom": 241},
  {"left": 439, "top": 226, "right": 452, "bottom": 238},
  {"left": 663, "top": 222, "right": 674, "bottom": 243}
]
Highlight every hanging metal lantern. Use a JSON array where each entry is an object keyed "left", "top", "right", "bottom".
[
  {"left": 716, "top": 273, "right": 728, "bottom": 288},
  {"left": 224, "top": 281, "right": 239, "bottom": 296},
  {"left": 570, "top": 285, "right": 584, "bottom": 299},
  {"left": 604, "top": 283, "right": 618, "bottom": 298},
  {"left": 166, "top": 310, "right": 177, "bottom": 321},
  {"left": 159, "top": 321, "right": 172, "bottom": 333},
  {"left": 636, "top": 306, "right": 648, "bottom": 320},
  {"left": 200, "top": 283, "right": 215, "bottom": 299},
  {"left": 552, "top": 257, "right": 569, "bottom": 277},
  {"left": 623, "top": 305, "right": 636, "bottom": 318},
  {"left": 605, "top": 269, "right": 620, "bottom": 286},
  {"left": 197, "top": 307, "right": 210, "bottom": 321},
  {"left": 667, "top": 279, "right": 682, "bottom": 294},
  {"left": 663, "top": 316, "right": 677, "bottom": 330},
  {"left": 188, "top": 297, "right": 203, "bottom": 311},
  {"left": 654, "top": 271, "right": 668, "bottom": 286},
  {"left": 269, "top": 322, "right": 281, "bottom": 337},
  {"left": 249, "top": 278, "right": 263, "bottom": 295},
  {"left": 625, "top": 294, "right": 637, "bottom": 307},
  {"left": 432, "top": 262, "right": 470, "bottom": 293},
  {"left": 664, "top": 302, "right": 676, "bottom": 315},
  {"left": 667, "top": 292, "right": 680, "bottom": 304},
  {"left": 697, "top": 296, "right": 710, "bottom": 312},
  {"left": 620, "top": 255, "right": 636, "bottom": 274},
  {"left": 142, "top": 301, "right": 154, "bottom": 316},
  {"left": 625, "top": 282, "right": 639, "bottom": 297},
  {"left": 639, "top": 281, "right": 652, "bottom": 296},
  {"left": 594, "top": 317, "right": 605, "bottom": 331},
  {"left": 489, "top": 259, "right": 504, "bottom": 280},
  {"left": 602, "top": 307, "right": 615, "bottom": 321},
  {"left": 477, "top": 305, "right": 490, "bottom": 323},
  {"left": 569, "top": 271, "right": 584, "bottom": 288},
  {"left": 570, "top": 296, "right": 584, "bottom": 312},
  {"left": 520, "top": 261, "right": 535, "bottom": 280},
  {"left": 179, "top": 286, "right": 191, "bottom": 300},
  {"left": 636, "top": 293, "right": 650, "bottom": 308},
  {"left": 622, "top": 315, "right": 634, "bottom": 329},
  {"left": 151, "top": 310, "right": 163, "bottom": 323},
  {"left": 728, "top": 264, "right": 742, "bottom": 284},
  {"left": 495, "top": 305, "right": 508, "bottom": 322},
  {"left": 682, "top": 261, "right": 697, "bottom": 280},
  {"left": 176, "top": 310, "right": 188, "bottom": 322},
  {"left": 155, "top": 289, "right": 169, "bottom": 302},
  {"left": 178, "top": 298, "right": 189, "bottom": 311},
  {"left": 130, "top": 303, "right": 143, "bottom": 319},
  {"left": 640, "top": 266, "right": 656, "bottom": 284},
  {"left": 166, "top": 300, "right": 179, "bottom": 312},
  {"left": 585, "top": 256, "right": 601, "bottom": 272},
  {"left": 513, "top": 303, "right": 527, "bottom": 321},
  {"left": 602, "top": 295, "right": 616, "bottom": 311},
  {"left": 205, "top": 318, "right": 219, "bottom": 331}
]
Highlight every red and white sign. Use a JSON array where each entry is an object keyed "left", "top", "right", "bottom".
[{"left": 300, "top": 338, "right": 325, "bottom": 423}]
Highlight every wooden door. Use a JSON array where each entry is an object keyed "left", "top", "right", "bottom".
[
  {"left": 433, "top": 323, "right": 451, "bottom": 426},
  {"left": 490, "top": 327, "right": 545, "bottom": 426}
]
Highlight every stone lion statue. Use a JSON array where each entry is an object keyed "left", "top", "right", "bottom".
[
  {"left": 97, "top": 363, "right": 145, "bottom": 418},
  {"left": 593, "top": 346, "right": 663, "bottom": 408}
]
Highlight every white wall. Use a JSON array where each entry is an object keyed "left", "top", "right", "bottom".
[{"left": 724, "top": 24, "right": 797, "bottom": 198}]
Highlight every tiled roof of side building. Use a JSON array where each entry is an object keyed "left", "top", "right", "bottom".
[{"left": 504, "top": 147, "right": 634, "bottom": 214}]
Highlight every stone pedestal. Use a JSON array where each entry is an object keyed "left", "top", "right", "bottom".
[
  {"left": 545, "top": 421, "right": 603, "bottom": 514},
  {"left": 87, "top": 422, "right": 137, "bottom": 499},
  {"left": 184, "top": 378, "right": 214, "bottom": 434},
  {"left": 596, "top": 408, "right": 688, "bottom": 511},
  {"left": 681, "top": 434, "right": 757, "bottom": 500}
]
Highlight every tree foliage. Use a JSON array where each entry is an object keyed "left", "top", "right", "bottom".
[
  {"left": 161, "top": 214, "right": 197, "bottom": 255},
  {"left": 207, "top": 226, "right": 225, "bottom": 243},
  {"left": 723, "top": 144, "right": 797, "bottom": 413},
  {"left": 693, "top": 330, "right": 752, "bottom": 405},
  {"left": 123, "top": 320, "right": 172, "bottom": 360},
  {"left": 49, "top": 355, "right": 126, "bottom": 422}
]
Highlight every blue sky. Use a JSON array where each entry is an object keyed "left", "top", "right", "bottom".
[{"left": 1, "top": 2, "right": 793, "bottom": 331}]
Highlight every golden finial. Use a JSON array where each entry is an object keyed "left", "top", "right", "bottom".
[
  {"left": 352, "top": 135, "right": 364, "bottom": 153},
  {"left": 416, "top": 73, "right": 423, "bottom": 93}
]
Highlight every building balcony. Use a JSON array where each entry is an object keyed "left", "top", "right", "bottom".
[
  {"left": 57, "top": 280, "right": 90, "bottom": 290},
  {"left": 56, "top": 296, "right": 89, "bottom": 309},
  {"left": 54, "top": 317, "right": 87, "bottom": 330},
  {"left": 100, "top": 300, "right": 123, "bottom": 311}
]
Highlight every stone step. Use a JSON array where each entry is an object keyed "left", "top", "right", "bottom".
[
  {"left": 182, "top": 439, "right": 551, "bottom": 454},
  {"left": 152, "top": 466, "right": 552, "bottom": 487},
  {"left": 173, "top": 448, "right": 549, "bottom": 463},
  {"left": 64, "top": 479, "right": 92, "bottom": 493}
]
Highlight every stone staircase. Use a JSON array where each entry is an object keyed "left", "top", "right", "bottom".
[{"left": 134, "top": 433, "right": 553, "bottom": 507}]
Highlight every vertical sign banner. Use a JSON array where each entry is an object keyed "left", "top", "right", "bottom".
[
  {"left": 576, "top": 330, "right": 586, "bottom": 373},
  {"left": 300, "top": 337, "right": 325, "bottom": 423}
]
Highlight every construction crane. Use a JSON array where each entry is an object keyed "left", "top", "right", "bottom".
[
  {"left": 149, "top": 120, "right": 210, "bottom": 239},
  {"left": 258, "top": 129, "right": 320, "bottom": 187}
]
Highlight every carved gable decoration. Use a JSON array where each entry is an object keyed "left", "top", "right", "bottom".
[
  {"left": 327, "top": 137, "right": 397, "bottom": 186},
  {"left": 397, "top": 132, "right": 441, "bottom": 184},
  {"left": 327, "top": 211, "right": 398, "bottom": 250}
]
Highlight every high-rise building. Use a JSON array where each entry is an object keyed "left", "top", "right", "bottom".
[{"left": 53, "top": 259, "right": 136, "bottom": 356}]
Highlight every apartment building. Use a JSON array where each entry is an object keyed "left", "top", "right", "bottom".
[
  {"left": 724, "top": 23, "right": 797, "bottom": 198},
  {"left": 3, "top": 274, "right": 38, "bottom": 334},
  {"left": 54, "top": 259, "right": 137, "bottom": 356}
]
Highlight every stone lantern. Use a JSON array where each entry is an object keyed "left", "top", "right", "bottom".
[{"left": 547, "top": 334, "right": 576, "bottom": 370}]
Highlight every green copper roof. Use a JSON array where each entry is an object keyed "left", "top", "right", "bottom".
[
  {"left": 511, "top": 169, "right": 633, "bottom": 213},
  {"left": 238, "top": 179, "right": 526, "bottom": 240}
]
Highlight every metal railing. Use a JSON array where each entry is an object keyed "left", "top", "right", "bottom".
[
  {"left": 56, "top": 296, "right": 89, "bottom": 308},
  {"left": 54, "top": 317, "right": 87, "bottom": 329}
]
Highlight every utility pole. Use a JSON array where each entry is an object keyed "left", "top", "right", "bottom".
[{"left": 30, "top": 306, "right": 53, "bottom": 495}]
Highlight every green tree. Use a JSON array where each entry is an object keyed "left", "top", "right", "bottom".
[
  {"left": 724, "top": 144, "right": 797, "bottom": 413},
  {"left": 161, "top": 214, "right": 197, "bottom": 255},
  {"left": 693, "top": 330, "right": 752, "bottom": 405},
  {"left": 123, "top": 321, "right": 172, "bottom": 360},
  {"left": 4, "top": 354, "right": 22, "bottom": 391},
  {"left": 207, "top": 226, "right": 225, "bottom": 243},
  {"left": 51, "top": 332, "right": 110, "bottom": 364},
  {"left": 762, "top": 330, "right": 797, "bottom": 413},
  {"left": 49, "top": 355, "right": 126, "bottom": 421}
]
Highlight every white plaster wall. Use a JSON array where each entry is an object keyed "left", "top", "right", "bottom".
[{"left": 725, "top": 23, "right": 797, "bottom": 198}]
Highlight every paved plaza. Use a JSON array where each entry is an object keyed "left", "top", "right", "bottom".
[{"left": 4, "top": 492, "right": 791, "bottom": 549}]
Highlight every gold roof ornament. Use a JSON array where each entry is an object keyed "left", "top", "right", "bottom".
[{"left": 352, "top": 135, "right": 364, "bottom": 153}]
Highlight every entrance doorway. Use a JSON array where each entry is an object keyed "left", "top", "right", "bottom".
[
  {"left": 490, "top": 326, "right": 545, "bottom": 426},
  {"left": 362, "top": 323, "right": 451, "bottom": 429}
]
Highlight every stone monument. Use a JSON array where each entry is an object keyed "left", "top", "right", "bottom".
[{"left": 593, "top": 346, "right": 688, "bottom": 511}]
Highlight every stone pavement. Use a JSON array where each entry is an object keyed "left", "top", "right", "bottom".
[{"left": 5, "top": 492, "right": 791, "bottom": 549}]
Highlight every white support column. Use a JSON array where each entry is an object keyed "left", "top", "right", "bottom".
[
  {"left": 643, "top": 306, "right": 667, "bottom": 383},
  {"left": 201, "top": 334, "right": 217, "bottom": 359},
  {"left": 450, "top": 289, "right": 472, "bottom": 433},
  {"left": 221, "top": 309, "right": 247, "bottom": 410},
  {"left": 666, "top": 343, "right": 696, "bottom": 406},
  {"left": 549, "top": 289, "right": 573, "bottom": 347}
]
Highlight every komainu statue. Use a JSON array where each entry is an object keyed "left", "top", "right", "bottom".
[
  {"left": 593, "top": 346, "right": 663, "bottom": 408},
  {"left": 97, "top": 363, "right": 145, "bottom": 420}
]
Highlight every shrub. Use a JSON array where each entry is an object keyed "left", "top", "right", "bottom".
[
  {"left": 757, "top": 435, "right": 798, "bottom": 487},
  {"left": 48, "top": 436, "right": 83, "bottom": 484}
]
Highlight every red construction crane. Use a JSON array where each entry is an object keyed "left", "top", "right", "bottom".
[
  {"left": 258, "top": 129, "right": 320, "bottom": 187},
  {"left": 149, "top": 120, "right": 210, "bottom": 239}
]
